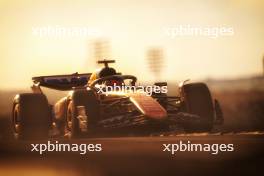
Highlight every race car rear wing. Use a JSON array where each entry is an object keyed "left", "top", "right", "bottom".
[{"left": 32, "top": 72, "right": 92, "bottom": 91}]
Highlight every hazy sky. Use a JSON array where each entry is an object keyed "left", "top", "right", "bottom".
[{"left": 0, "top": 0, "right": 263, "bottom": 89}]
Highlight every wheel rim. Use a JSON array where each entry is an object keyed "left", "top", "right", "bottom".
[
  {"left": 13, "top": 104, "right": 20, "bottom": 133},
  {"left": 66, "top": 103, "right": 73, "bottom": 133}
]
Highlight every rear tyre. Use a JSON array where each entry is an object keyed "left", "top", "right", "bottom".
[
  {"left": 65, "top": 89, "right": 100, "bottom": 138},
  {"left": 12, "top": 93, "right": 51, "bottom": 140},
  {"left": 181, "top": 83, "right": 214, "bottom": 132}
]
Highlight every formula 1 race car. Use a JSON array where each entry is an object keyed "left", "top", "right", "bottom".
[{"left": 12, "top": 60, "right": 223, "bottom": 139}]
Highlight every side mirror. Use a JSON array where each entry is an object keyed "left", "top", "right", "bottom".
[{"left": 154, "top": 82, "right": 167, "bottom": 87}]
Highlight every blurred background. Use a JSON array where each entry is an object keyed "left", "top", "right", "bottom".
[{"left": 0, "top": 0, "right": 263, "bottom": 88}]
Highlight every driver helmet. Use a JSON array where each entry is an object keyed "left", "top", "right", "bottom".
[{"left": 88, "top": 67, "right": 119, "bottom": 86}]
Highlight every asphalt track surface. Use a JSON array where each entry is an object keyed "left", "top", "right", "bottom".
[{"left": 0, "top": 133, "right": 264, "bottom": 176}]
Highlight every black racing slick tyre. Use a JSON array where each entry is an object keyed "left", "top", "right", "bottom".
[
  {"left": 65, "top": 89, "right": 100, "bottom": 138},
  {"left": 181, "top": 83, "right": 214, "bottom": 132},
  {"left": 12, "top": 93, "right": 51, "bottom": 140}
]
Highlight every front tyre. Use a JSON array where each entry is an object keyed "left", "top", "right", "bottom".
[
  {"left": 180, "top": 83, "right": 214, "bottom": 132},
  {"left": 65, "top": 89, "right": 100, "bottom": 138}
]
